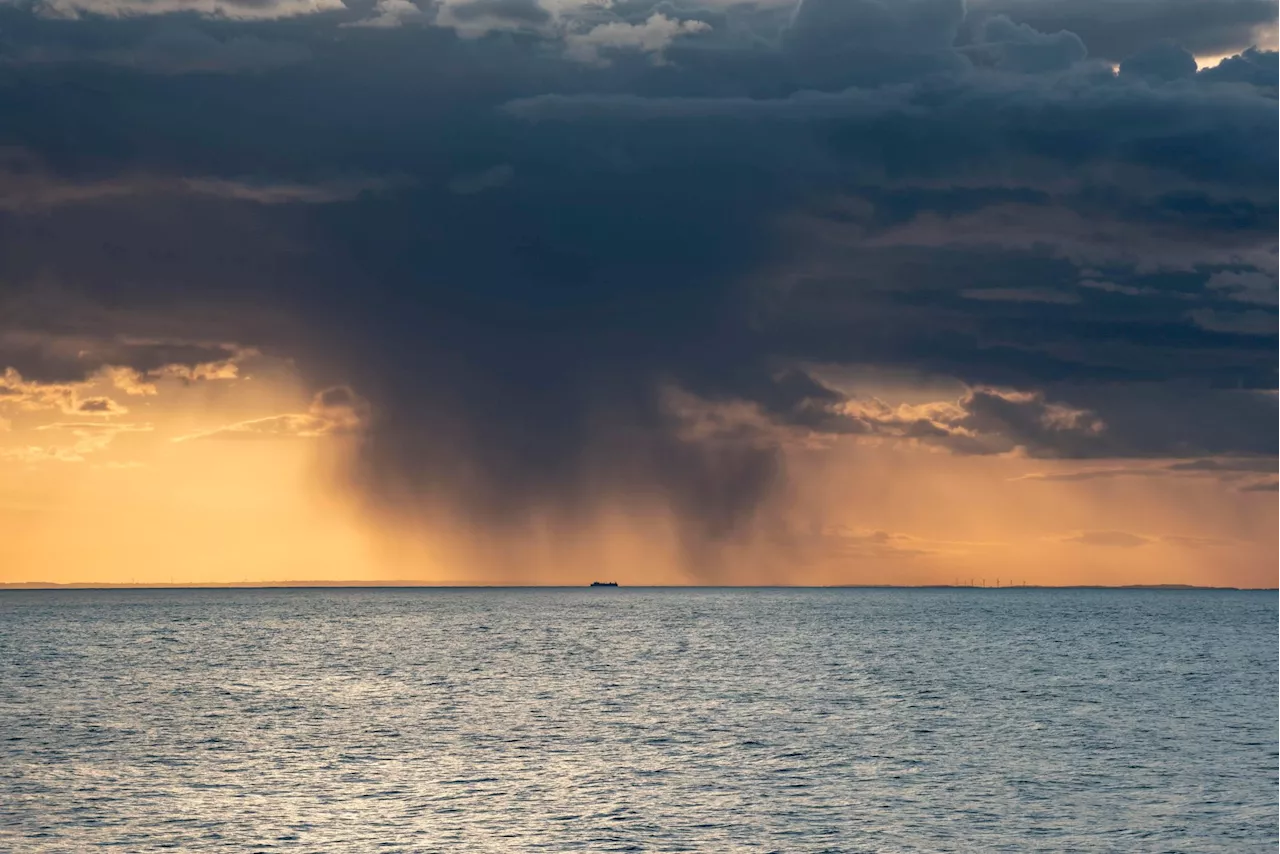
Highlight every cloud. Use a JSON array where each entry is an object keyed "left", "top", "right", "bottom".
[
  {"left": 1206, "top": 269, "right": 1277, "bottom": 306},
  {"left": 1014, "top": 465, "right": 1168, "bottom": 482},
  {"left": 967, "top": 0, "right": 1277, "bottom": 62},
  {"left": 1239, "top": 478, "right": 1278, "bottom": 492},
  {"left": 1015, "top": 456, "right": 1278, "bottom": 484},
  {"left": 1165, "top": 457, "right": 1277, "bottom": 473},
  {"left": 0, "top": 333, "right": 255, "bottom": 461},
  {"left": 180, "top": 178, "right": 400, "bottom": 204},
  {"left": 1119, "top": 40, "right": 1199, "bottom": 80},
  {"left": 848, "top": 387, "right": 1106, "bottom": 457},
  {"left": 174, "top": 413, "right": 338, "bottom": 440},
  {"left": 0, "top": 368, "right": 77, "bottom": 411},
  {"left": 345, "top": 0, "right": 427, "bottom": 27},
  {"left": 32, "top": 0, "right": 346, "bottom": 20},
  {"left": 1186, "top": 308, "right": 1276, "bottom": 335},
  {"left": 148, "top": 357, "right": 243, "bottom": 382},
  {"left": 94, "top": 366, "right": 159, "bottom": 396},
  {"left": 0, "top": 368, "right": 137, "bottom": 416},
  {"left": 172, "top": 386, "right": 367, "bottom": 441},
  {"left": 1, "top": 419, "right": 149, "bottom": 463},
  {"left": 785, "top": 0, "right": 964, "bottom": 55},
  {"left": 450, "top": 0, "right": 547, "bottom": 25},
  {"left": 669, "top": 381, "right": 1114, "bottom": 458},
  {"left": 0, "top": 1, "right": 1273, "bottom": 572},
  {"left": 564, "top": 13, "right": 710, "bottom": 66},
  {"left": 1198, "top": 46, "right": 1278, "bottom": 87},
  {"left": 0, "top": 444, "right": 97, "bottom": 463},
  {"left": 807, "top": 526, "right": 942, "bottom": 560},
  {"left": 1078, "top": 278, "right": 1159, "bottom": 297},
  {"left": 0, "top": 153, "right": 398, "bottom": 212},
  {"left": 961, "top": 287, "right": 1080, "bottom": 304},
  {"left": 0, "top": 326, "right": 254, "bottom": 388},
  {"left": 35, "top": 421, "right": 153, "bottom": 432},
  {"left": 968, "top": 14, "right": 1088, "bottom": 74},
  {"left": 430, "top": 0, "right": 554, "bottom": 34},
  {"left": 70, "top": 396, "right": 128, "bottom": 416},
  {"left": 1064, "top": 530, "right": 1151, "bottom": 548}
]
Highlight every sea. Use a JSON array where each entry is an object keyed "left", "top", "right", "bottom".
[{"left": 1, "top": 587, "right": 1275, "bottom": 852}]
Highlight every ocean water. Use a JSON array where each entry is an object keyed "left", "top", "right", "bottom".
[{"left": 0, "top": 588, "right": 1275, "bottom": 853}]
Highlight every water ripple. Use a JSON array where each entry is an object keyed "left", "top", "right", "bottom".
[{"left": 0, "top": 588, "right": 1275, "bottom": 852}]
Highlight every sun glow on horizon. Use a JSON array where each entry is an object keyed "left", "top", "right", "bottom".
[
  {"left": 0, "top": 359, "right": 388, "bottom": 585},
  {"left": 2, "top": 363, "right": 1273, "bottom": 589}
]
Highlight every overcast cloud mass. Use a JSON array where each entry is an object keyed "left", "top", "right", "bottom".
[{"left": 0, "top": 0, "right": 1275, "bottom": 576}]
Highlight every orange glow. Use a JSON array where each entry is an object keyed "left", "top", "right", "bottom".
[
  {"left": 0, "top": 363, "right": 382, "bottom": 585},
  {"left": 1, "top": 367, "right": 1274, "bottom": 588}
]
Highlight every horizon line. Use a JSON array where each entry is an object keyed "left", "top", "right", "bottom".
[{"left": 1, "top": 581, "right": 1274, "bottom": 592}]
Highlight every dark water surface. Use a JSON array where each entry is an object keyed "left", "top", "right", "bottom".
[{"left": 1, "top": 588, "right": 1275, "bottom": 852}]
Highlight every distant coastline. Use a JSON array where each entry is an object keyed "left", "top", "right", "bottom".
[{"left": 1, "top": 582, "right": 1273, "bottom": 591}]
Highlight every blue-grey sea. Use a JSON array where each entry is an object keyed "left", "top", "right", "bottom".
[{"left": 0, "top": 588, "right": 1275, "bottom": 852}]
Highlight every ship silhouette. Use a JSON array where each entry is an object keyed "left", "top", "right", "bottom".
[{"left": 589, "top": 581, "right": 619, "bottom": 587}]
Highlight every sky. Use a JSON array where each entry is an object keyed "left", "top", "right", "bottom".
[{"left": 0, "top": 0, "right": 1275, "bottom": 587}]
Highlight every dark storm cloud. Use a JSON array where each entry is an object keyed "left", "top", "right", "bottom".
[
  {"left": 1197, "top": 45, "right": 1278, "bottom": 87},
  {"left": 0, "top": 0, "right": 1274, "bottom": 563},
  {"left": 964, "top": 15, "right": 1087, "bottom": 73},
  {"left": 0, "top": 18, "right": 312, "bottom": 73},
  {"left": 1119, "top": 39, "right": 1199, "bottom": 80},
  {"left": 0, "top": 324, "right": 251, "bottom": 385},
  {"left": 449, "top": 0, "right": 548, "bottom": 24},
  {"left": 966, "top": 0, "right": 1276, "bottom": 62},
  {"left": 785, "top": 0, "right": 965, "bottom": 53}
]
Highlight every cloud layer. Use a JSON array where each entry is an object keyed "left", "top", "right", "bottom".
[{"left": 0, "top": 0, "right": 1274, "bottom": 573}]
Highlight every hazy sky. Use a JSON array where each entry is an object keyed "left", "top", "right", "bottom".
[{"left": 0, "top": 0, "right": 1275, "bottom": 586}]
